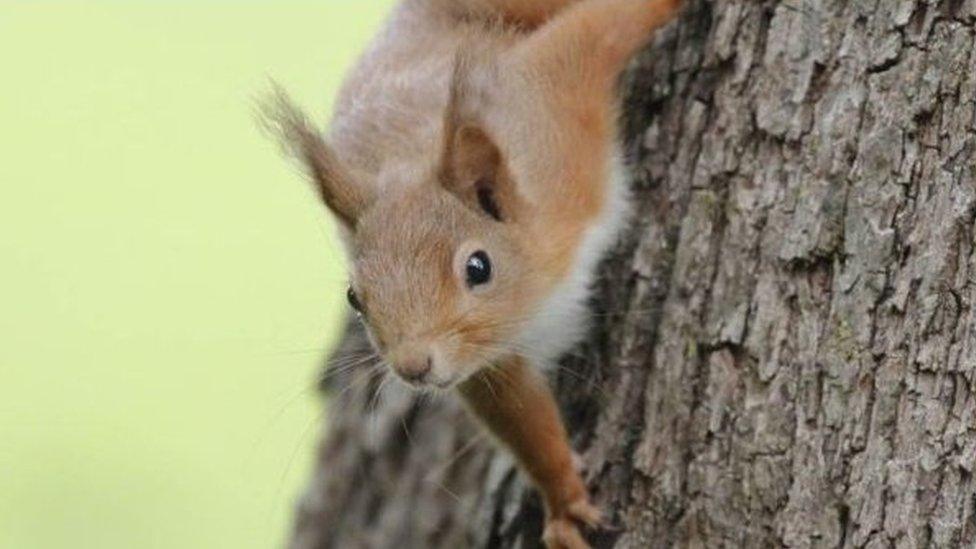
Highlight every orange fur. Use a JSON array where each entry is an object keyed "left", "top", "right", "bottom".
[
  {"left": 459, "top": 356, "right": 602, "bottom": 545},
  {"left": 264, "top": 1, "right": 683, "bottom": 546},
  {"left": 427, "top": 0, "right": 578, "bottom": 27}
]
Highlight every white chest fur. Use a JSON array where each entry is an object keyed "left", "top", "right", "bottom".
[{"left": 516, "top": 152, "right": 632, "bottom": 369}]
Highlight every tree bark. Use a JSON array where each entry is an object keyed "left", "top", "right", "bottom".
[{"left": 289, "top": 1, "right": 976, "bottom": 547}]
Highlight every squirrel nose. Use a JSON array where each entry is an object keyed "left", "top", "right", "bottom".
[{"left": 396, "top": 356, "right": 432, "bottom": 384}]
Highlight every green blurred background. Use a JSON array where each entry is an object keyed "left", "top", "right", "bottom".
[{"left": 0, "top": 2, "right": 392, "bottom": 548}]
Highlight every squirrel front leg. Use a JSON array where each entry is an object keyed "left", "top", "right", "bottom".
[
  {"left": 515, "top": 0, "right": 682, "bottom": 95},
  {"left": 458, "top": 357, "right": 599, "bottom": 549}
]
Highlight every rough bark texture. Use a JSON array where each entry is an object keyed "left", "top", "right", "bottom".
[{"left": 289, "top": 1, "right": 976, "bottom": 547}]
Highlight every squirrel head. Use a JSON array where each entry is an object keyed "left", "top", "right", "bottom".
[{"left": 262, "top": 76, "right": 560, "bottom": 389}]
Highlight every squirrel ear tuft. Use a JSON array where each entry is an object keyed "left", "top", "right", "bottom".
[{"left": 258, "top": 84, "right": 371, "bottom": 228}]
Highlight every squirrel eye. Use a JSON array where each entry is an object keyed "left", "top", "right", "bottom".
[
  {"left": 465, "top": 251, "right": 492, "bottom": 287},
  {"left": 346, "top": 287, "right": 363, "bottom": 313}
]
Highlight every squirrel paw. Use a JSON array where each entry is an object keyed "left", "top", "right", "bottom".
[{"left": 542, "top": 499, "right": 602, "bottom": 549}]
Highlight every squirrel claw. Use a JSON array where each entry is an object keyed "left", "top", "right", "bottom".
[
  {"left": 567, "top": 498, "right": 603, "bottom": 528},
  {"left": 542, "top": 517, "right": 591, "bottom": 549},
  {"left": 570, "top": 451, "right": 587, "bottom": 475},
  {"left": 542, "top": 498, "right": 603, "bottom": 549}
]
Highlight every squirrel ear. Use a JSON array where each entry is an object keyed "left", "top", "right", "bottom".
[
  {"left": 259, "top": 85, "right": 371, "bottom": 228},
  {"left": 438, "top": 59, "right": 523, "bottom": 222},
  {"left": 441, "top": 124, "right": 521, "bottom": 221}
]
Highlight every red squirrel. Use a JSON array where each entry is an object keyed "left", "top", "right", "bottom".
[{"left": 264, "top": 1, "right": 682, "bottom": 547}]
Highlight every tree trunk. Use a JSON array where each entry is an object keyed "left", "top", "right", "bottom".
[{"left": 289, "top": 1, "right": 976, "bottom": 547}]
